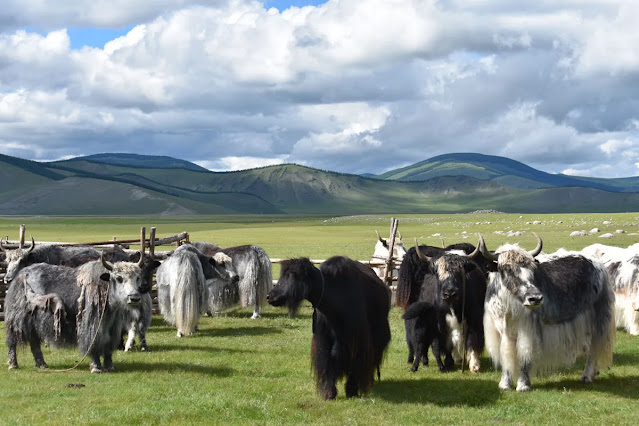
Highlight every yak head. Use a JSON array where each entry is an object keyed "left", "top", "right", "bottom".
[
  {"left": 479, "top": 233, "right": 544, "bottom": 309},
  {"left": 98, "top": 252, "right": 145, "bottom": 306},
  {"left": 373, "top": 230, "right": 407, "bottom": 262},
  {"left": 202, "top": 252, "right": 239, "bottom": 286},
  {"left": 268, "top": 258, "right": 318, "bottom": 317},
  {"left": 1, "top": 236, "right": 35, "bottom": 284},
  {"left": 414, "top": 238, "right": 480, "bottom": 306}
]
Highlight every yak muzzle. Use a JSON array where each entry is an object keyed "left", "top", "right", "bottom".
[
  {"left": 127, "top": 294, "right": 142, "bottom": 306},
  {"left": 442, "top": 290, "right": 457, "bottom": 301},
  {"left": 524, "top": 293, "right": 543, "bottom": 309}
]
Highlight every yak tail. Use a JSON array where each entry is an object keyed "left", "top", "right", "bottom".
[
  {"left": 240, "top": 246, "right": 272, "bottom": 318},
  {"left": 591, "top": 268, "right": 616, "bottom": 372},
  {"left": 174, "top": 262, "right": 207, "bottom": 336},
  {"left": 396, "top": 249, "right": 427, "bottom": 309},
  {"left": 402, "top": 301, "right": 435, "bottom": 321}
]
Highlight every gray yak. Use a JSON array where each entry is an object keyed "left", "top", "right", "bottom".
[
  {"left": 156, "top": 244, "right": 237, "bottom": 336},
  {"left": 1, "top": 237, "right": 101, "bottom": 283},
  {"left": 4, "top": 253, "right": 145, "bottom": 373},
  {"left": 193, "top": 241, "right": 271, "bottom": 318}
]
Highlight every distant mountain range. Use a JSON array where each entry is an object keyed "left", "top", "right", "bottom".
[{"left": 0, "top": 152, "right": 638, "bottom": 215}]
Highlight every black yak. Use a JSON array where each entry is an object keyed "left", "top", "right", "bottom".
[
  {"left": 267, "top": 256, "right": 391, "bottom": 400},
  {"left": 397, "top": 239, "right": 487, "bottom": 373},
  {"left": 193, "top": 241, "right": 271, "bottom": 318},
  {"left": 5, "top": 253, "right": 146, "bottom": 372}
]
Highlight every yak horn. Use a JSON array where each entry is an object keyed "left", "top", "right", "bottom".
[
  {"left": 463, "top": 240, "right": 481, "bottom": 259},
  {"left": 376, "top": 230, "right": 388, "bottom": 248},
  {"left": 478, "top": 233, "right": 499, "bottom": 262},
  {"left": 0, "top": 237, "right": 6, "bottom": 252},
  {"left": 397, "top": 231, "right": 402, "bottom": 240},
  {"left": 26, "top": 235, "right": 35, "bottom": 254},
  {"left": 528, "top": 232, "right": 543, "bottom": 257},
  {"left": 440, "top": 237, "right": 445, "bottom": 248},
  {"left": 138, "top": 227, "right": 146, "bottom": 266},
  {"left": 414, "top": 238, "right": 431, "bottom": 263},
  {"left": 101, "top": 252, "right": 114, "bottom": 271}
]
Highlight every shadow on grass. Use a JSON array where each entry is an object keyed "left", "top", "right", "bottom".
[
  {"left": 372, "top": 377, "right": 500, "bottom": 407},
  {"left": 610, "top": 352, "right": 639, "bottom": 367},
  {"left": 535, "top": 374, "right": 639, "bottom": 399},
  {"left": 210, "top": 310, "right": 313, "bottom": 320},
  {"left": 195, "top": 326, "right": 284, "bottom": 338},
  {"left": 143, "top": 343, "right": 253, "bottom": 354},
  {"left": 115, "top": 361, "right": 235, "bottom": 376}
]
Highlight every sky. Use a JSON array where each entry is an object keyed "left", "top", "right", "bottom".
[{"left": 1, "top": 1, "right": 638, "bottom": 178}]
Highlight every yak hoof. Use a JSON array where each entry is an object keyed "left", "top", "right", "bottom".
[
  {"left": 251, "top": 313, "right": 260, "bottom": 319},
  {"left": 90, "top": 366, "right": 102, "bottom": 374},
  {"left": 36, "top": 362, "right": 49, "bottom": 369},
  {"left": 321, "top": 387, "right": 338, "bottom": 400},
  {"left": 581, "top": 375, "right": 593, "bottom": 384},
  {"left": 103, "top": 365, "right": 115, "bottom": 373},
  {"left": 7, "top": 363, "right": 19, "bottom": 370},
  {"left": 516, "top": 383, "right": 532, "bottom": 392},
  {"left": 498, "top": 379, "right": 513, "bottom": 390}
]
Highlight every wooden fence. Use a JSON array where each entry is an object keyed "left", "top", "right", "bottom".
[{"left": 0, "top": 220, "right": 405, "bottom": 320}]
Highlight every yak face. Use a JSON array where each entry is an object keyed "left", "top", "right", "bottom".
[
  {"left": 373, "top": 236, "right": 407, "bottom": 262},
  {"left": 99, "top": 262, "right": 143, "bottom": 306},
  {"left": 495, "top": 248, "right": 543, "bottom": 309},
  {"left": 4, "top": 249, "right": 31, "bottom": 284},
  {"left": 431, "top": 255, "right": 478, "bottom": 305},
  {"left": 267, "top": 258, "right": 314, "bottom": 315},
  {"left": 205, "top": 252, "right": 239, "bottom": 285}
]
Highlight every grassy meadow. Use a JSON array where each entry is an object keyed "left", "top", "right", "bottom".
[{"left": 2, "top": 213, "right": 639, "bottom": 425}]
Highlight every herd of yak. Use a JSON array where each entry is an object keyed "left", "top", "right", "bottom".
[{"left": 2, "top": 228, "right": 637, "bottom": 399}]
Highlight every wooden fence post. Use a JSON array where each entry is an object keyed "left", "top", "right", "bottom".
[{"left": 382, "top": 218, "right": 399, "bottom": 287}]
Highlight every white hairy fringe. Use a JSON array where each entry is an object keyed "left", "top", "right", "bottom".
[
  {"left": 484, "top": 266, "right": 615, "bottom": 379},
  {"left": 237, "top": 249, "right": 271, "bottom": 317},
  {"left": 159, "top": 256, "right": 207, "bottom": 336}
]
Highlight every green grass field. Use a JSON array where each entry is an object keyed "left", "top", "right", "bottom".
[{"left": 2, "top": 213, "right": 639, "bottom": 425}]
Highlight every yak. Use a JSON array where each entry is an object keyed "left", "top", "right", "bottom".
[
  {"left": 156, "top": 244, "right": 237, "bottom": 337},
  {"left": 480, "top": 233, "right": 615, "bottom": 391},
  {"left": 101, "top": 245, "right": 161, "bottom": 351},
  {"left": 267, "top": 256, "right": 391, "bottom": 400},
  {"left": 397, "top": 240, "right": 487, "bottom": 373},
  {"left": 5, "top": 253, "right": 146, "bottom": 373},
  {"left": 193, "top": 241, "right": 271, "bottom": 318},
  {"left": 1, "top": 237, "right": 102, "bottom": 284}
]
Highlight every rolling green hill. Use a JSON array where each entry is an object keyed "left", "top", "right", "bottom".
[
  {"left": 1, "top": 152, "right": 638, "bottom": 214},
  {"left": 378, "top": 152, "right": 639, "bottom": 192}
]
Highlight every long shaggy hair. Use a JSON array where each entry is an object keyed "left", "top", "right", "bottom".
[
  {"left": 268, "top": 256, "right": 391, "bottom": 400},
  {"left": 194, "top": 241, "right": 272, "bottom": 319},
  {"left": 483, "top": 244, "right": 615, "bottom": 390},
  {"left": 156, "top": 245, "right": 208, "bottom": 337}
]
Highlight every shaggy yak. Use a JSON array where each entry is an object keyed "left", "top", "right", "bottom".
[
  {"left": 480, "top": 233, "right": 615, "bottom": 391},
  {"left": 396, "top": 240, "right": 488, "bottom": 373},
  {"left": 156, "top": 244, "right": 237, "bottom": 337},
  {"left": 1, "top": 237, "right": 102, "bottom": 283},
  {"left": 267, "top": 256, "right": 391, "bottom": 400},
  {"left": 101, "top": 245, "right": 161, "bottom": 351},
  {"left": 4, "top": 253, "right": 146, "bottom": 372},
  {"left": 193, "top": 241, "right": 271, "bottom": 318}
]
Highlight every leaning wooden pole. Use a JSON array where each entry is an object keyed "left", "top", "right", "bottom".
[
  {"left": 149, "top": 227, "right": 156, "bottom": 259},
  {"left": 19, "top": 224, "right": 26, "bottom": 249},
  {"left": 140, "top": 227, "right": 146, "bottom": 253},
  {"left": 382, "top": 218, "right": 399, "bottom": 287}
]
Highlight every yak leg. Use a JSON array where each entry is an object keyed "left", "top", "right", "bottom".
[
  {"left": 89, "top": 353, "right": 102, "bottom": 373},
  {"left": 405, "top": 319, "right": 415, "bottom": 364},
  {"left": 6, "top": 327, "right": 19, "bottom": 370},
  {"left": 581, "top": 354, "right": 596, "bottom": 384},
  {"left": 28, "top": 335, "right": 48, "bottom": 369},
  {"left": 124, "top": 323, "right": 137, "bottom": 352},
  {"left": 516, "top": 362, "right": 532, "bottom": 392},
  {"left": 410, "top": 339, "right": 426, "bottom": 373},
  {"left": 432, "top": 337, "right": 454, "bottom": 372},
  {"left": 102, "top": 351, "right": 114, "bottom": 372},
  {"left": 251, "top": 286, "right": 261, "bottom": 319},
  {"left": 498, "top": 334, "right": 516, "bottom": 390},
  {"left": 138, "top": 324, "right": 148, "bottom": 352},
  {"left": 313, "top": 334, "right": 339, "bottom": 400}
]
